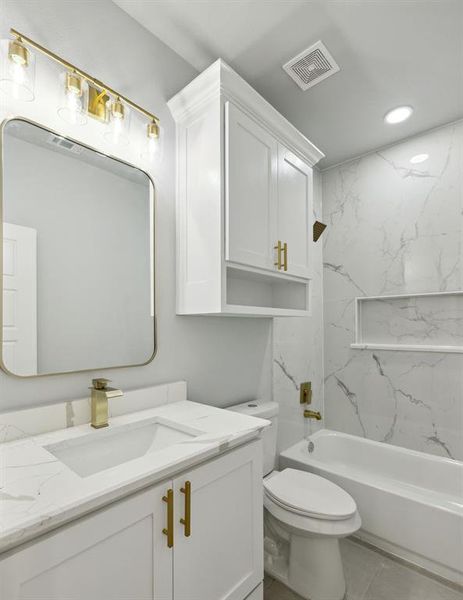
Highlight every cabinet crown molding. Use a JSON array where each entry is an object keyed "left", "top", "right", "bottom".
[{"left": 168, "top": 58, "right": 325, "bottom": 167}]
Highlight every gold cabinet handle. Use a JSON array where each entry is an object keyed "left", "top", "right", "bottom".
[
  {"left": 162, "top": 488, "right": 174, "bottom": 548},
  {"left": 274, "top": 241, "right": 283, "bottom": 270},
  {"left": 180, "top": 481, "right": 191, "bottom": 537},
  {"left": 283, "top": 242, "right": 288, "bottom": 271}
]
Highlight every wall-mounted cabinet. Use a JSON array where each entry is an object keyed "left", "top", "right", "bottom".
[{"left": 168, "top": 59, "right": 324, "bottom": 317}]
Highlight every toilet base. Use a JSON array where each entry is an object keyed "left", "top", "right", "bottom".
[
  {"left": 264, "top": 513, "right": 347, "bottom": 600},
  {"left": 289, "top": 533, "right": 346, "bottom": 600}
]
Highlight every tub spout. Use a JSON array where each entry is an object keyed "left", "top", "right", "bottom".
[{"left": 304, "top": 409, "right": 322, "bottom": 420}]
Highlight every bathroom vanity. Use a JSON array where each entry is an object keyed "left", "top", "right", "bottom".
[{"left": 0, "top": 383, "right": 267, "bottom": 600}]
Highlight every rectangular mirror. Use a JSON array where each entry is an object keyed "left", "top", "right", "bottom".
[{"left": 1, "top": 118, "right": 155, "bottom": 377}]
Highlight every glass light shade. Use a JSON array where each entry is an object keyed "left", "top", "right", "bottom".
[
  {"left": 103, "top": 98, "right": 131, "bottom": 146},
  {"left": 141, "top": 121, "right": 163, "bottom": 162},
  {"left": 0, "top": 39, "right": 36, "bottom": 101},
  {"left": 57, "top": 71, "right": 88, "bottom": 125}
]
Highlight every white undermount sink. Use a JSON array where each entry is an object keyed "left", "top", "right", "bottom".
[{"left": 45, "top": 417, "right": 199, "bottom": 477}]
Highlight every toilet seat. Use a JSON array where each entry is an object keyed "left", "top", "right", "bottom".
[{"left": 264, "top": 468, "right": 357, "bottom": 521}]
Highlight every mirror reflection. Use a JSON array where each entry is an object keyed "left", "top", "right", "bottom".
[{"left": 1, "top": 118, "right": 155, "bottom": 377}]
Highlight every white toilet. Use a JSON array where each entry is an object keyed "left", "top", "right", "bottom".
[{"left": 228, "top": 400, "right": 361, "bottom": 600}]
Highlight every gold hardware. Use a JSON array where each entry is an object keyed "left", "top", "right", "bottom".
[
  {"left": 274, "top": 241, "right": 283, "bottom": 270},
  {"left": 88, "top": 84, "right": 109, "bottom": 122},
  {"left": 304, "top": 409, "right": 322, "bottom": 420},
  {"left": 9, "top": 29, "right": 160, "bottom": 127},
  {"left": 111, "top": 96, "right": 125, "bottom": 120},
  {"left": 147, "top": 120, "right": 159, "bottom": 139},
  {"left": 163, "top": 488, "right": 174, "bottom": 548},
  {"left": 300, "top": 381, "right": 312, "bottom": 405},
  {"left": 8, "top": 38, "right": 28, "bottom": 66},
  {"left": 283, "top": 242, "right": 288, "bottom": 271},
  {"left": 65, "top": 70, "right": 82, "bottom": 96},
  {"left": 90, "top": 378, "right": 123, "bottom": 428},
  {"left": 180, "top": 481, "right": 192, "bottom": 537},
  {"left": 313, "top": 221, "right": 327, "bottom": 242}
]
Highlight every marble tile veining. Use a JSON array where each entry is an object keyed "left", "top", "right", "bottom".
[{"left": 322, "top": 120, "right": 463, "bottom": 460}]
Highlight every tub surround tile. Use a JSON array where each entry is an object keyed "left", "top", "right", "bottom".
[
  {"left": 322, "top": 121, "right": 463, "bottom": 460},
  {"left": 273, "top": 170, "right": 325, "bottom": 452},
  {"left": 0, "top": 388, "right": 268, "bottom": 553}
]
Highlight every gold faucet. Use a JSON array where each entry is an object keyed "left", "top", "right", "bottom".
[
  {"left": 304, "top": 409, "right": 322, "bottom": 420},
  {"left": 90, "top": 378, "right": 123, "bottom": 429}
]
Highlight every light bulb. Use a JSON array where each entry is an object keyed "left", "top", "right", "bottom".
[
  {"left": 142, "top": 120, "right": 162, "bottom": 161},
  {"left": 57, "top": 71, "right": 88, "bottom": 125},
  {"left": 0, "top": 38, "right": 36, "bottom": 101},
  {"left": 103, "top": 98, "right": 130, "bottom": 146}
]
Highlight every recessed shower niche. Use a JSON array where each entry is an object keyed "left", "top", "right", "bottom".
[{"left": 352, "top": 291, "right": 463, "bottom": 353}]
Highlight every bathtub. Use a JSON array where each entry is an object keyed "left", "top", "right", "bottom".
[{"left": 280, "top": 429, "right": 463, "bottom": 586}]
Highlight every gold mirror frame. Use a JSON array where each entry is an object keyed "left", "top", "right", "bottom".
[{"left": 0, "top": 116, "right": 157, "bottom": 378}]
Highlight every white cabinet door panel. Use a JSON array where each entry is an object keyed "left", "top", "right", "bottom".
[
  {"left": 0, "top": 484, "right": 173, "bottom": 600},
  {"left": 173, "top": 441, "right": 263, "bottom": 600},
  {"left": 277, "top": 145, "right": 313, "bottom": 279},
  {"left": 2, "top": 222, "right": 37, "bottom": 375},
  {"left": 226, "top": 102, "right": 277, "bottom": 270}
]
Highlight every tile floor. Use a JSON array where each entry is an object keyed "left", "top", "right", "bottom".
[{"left": 264, "top": 538, "right": 463, "bottom": 600}]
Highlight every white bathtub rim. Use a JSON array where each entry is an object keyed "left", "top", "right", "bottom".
[
  {"left": 280, "top": 437, "right": 463, "bottom": 517},
  {"left": 307, "top": 428, "right": 459, "bottom": 468}
]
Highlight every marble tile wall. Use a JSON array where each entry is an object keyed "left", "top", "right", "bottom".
[
  {"left": 273, "top": 171, "right": 325, "bottom": 452},
  {"left": 322, "top": 120, "right": 463, "bottom": 460},
  {"left": 358, "top": 292, "right": 463, "bottom": 348}
]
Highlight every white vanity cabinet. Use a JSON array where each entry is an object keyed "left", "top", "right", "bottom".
[
  {"left": 168, "top": 59, "right": 324, "bottom": 317},
  {"left": 0, "top": 441, "right": 262, "bottom": 600}
]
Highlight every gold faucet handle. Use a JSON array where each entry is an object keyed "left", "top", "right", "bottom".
[{"left": 92, "top": 378, "right": 111, "bottom": 390}]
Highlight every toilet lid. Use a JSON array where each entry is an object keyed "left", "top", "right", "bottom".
[{"left": 264, "top": 469, "right": 357, "bottom": 521}]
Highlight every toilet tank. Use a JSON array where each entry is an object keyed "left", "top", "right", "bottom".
[{"left": 227, "top": 400, "right": 279, "bottom": 476}]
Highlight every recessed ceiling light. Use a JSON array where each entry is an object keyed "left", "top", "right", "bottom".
[
  {"left": 384, "top": 106, "right": 413, "bottom": 124},
  {"left": 410, "top": 153, "right": 429, "bottom": 164}
]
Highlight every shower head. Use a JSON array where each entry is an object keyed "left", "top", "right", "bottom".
[{"left": 313, "top": 221, "right": 327, "bottom": 242}]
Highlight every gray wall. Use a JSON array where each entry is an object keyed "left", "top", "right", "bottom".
[
  {"left": 0, "top": 0, "right": 272, "bottom": 410},
  {"left": 4, "top": 128, "right": 153, "bottom": 373}
]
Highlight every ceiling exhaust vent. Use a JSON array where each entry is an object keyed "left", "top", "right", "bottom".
[
  {"left": 47, "top": 135, "right": 83, "bottom": 154},
  {"left": 283, "top": 41, "right": 340, "bottom": 91}
]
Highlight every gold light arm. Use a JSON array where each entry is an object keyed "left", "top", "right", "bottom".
[{"left": 9, "top": 28, "right": 160, "bottom": 125}]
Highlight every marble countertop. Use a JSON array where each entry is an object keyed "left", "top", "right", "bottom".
[{"left": 0, "top": 400, "right": 269, "bottom": 553}]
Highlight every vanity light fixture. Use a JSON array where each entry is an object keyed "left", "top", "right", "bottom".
[
  {"left": 57, "top": 70, "right": 88, "bottom": 125},
  {"left": 142, "top": 119, "right": 162, "bottom": 160},
  {"left": 1, "top": 28, "right": 160, "bottom": 154},
  {"left": 384, "top": 105, "right": 413, "bottom": 124},
  {"left": 104, "top": 96, "right": 131, "bottom": 146},
  {"left": 0, "top": 36, "right": 36, "bottom": 101},
  {"left": 410, "top": 153, "right": 429, "bottom": 164}
]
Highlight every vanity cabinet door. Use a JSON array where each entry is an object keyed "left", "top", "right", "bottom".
[
  {"left": 0, "top": 483, "right": 173, "bottom": 600},
  {"left": 172, "top": 440, "right": 263, "bottom": 600},
  {"left": 276, "top": 144, "right": 313, "bottom": 279},
  {"left": 225, "top": 101, "right": 278, "bottom": 271}
]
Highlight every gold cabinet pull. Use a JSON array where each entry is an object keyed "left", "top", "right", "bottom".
[
  {"left": 180, "top": 481, "right": 192, "bottom": 537},
  {"left": 283, "top": 242, "right": 288, "bottom": 271},
  {"left": 274, "top": 241, "right": 283, "bottom": 270},
  {"left": 162, "top": 488, "right": 174, "bottom": 548}
]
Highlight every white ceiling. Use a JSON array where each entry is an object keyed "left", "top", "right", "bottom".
[{"left": 114, "top": 0, "right": 463, "bottom": 167}]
